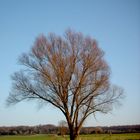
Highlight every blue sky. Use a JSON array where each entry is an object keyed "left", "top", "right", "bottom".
[{"left": 0, "top": 0, "right": 140, "bottom": 126}]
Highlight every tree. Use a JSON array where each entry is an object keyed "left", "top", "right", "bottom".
[
  {"left": 7, "top": 30, "right": 123, "bottom": 140},
  {"left": 58, "top": 120, "right": 67, "bottom": 136}
]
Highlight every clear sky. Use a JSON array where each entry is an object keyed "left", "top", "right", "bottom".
[{"left": 0, "top": 0, "right": 140, "bottom": 127}]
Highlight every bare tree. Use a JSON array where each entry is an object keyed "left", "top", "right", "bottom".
[
  {"left": 58, "top": 120, "right": 67, "bottom": 136},
  {"left": 7, "top": 30, "right": 123, "bottom": 140}
]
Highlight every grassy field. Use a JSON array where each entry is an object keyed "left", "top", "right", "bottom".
[{"left": 0, "top": 133, "right": 140, "bottom": 140}]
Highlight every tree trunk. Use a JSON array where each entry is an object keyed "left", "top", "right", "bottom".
[
  {"left": 69, "top": 127, "right": 79, "bottom": 140},
  {"left": 70, "top": 132, "right": 78, "bottom": 140}
]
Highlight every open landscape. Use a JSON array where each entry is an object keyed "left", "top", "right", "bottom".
[
  {"left": 0, "top": 133, "right": 140, "bottom": 140},
  {"left": 0, "top": 125, "right": 140, "bottom": 140},
  {"left": 0, "top": 1, "right": 140, "bottom": 140}
]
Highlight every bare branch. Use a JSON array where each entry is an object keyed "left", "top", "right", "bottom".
[{"left": 7, "top": 29, "right": 124, "bottom": 140}]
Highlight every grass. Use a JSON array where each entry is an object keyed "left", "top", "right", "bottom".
[
  {"left": 0, "top": 133, "right": 140, "bottom": 140},
  {"left": 79, "top": 133, "right": 140, "bottom": 140}
]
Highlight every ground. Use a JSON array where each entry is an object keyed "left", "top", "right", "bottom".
[{"left": 0, "top": 133, "right": 140, "bottom": 140}]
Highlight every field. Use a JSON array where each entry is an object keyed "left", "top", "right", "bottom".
[{"left": 0, "top": 133, "right": 140, "bottom": 140}]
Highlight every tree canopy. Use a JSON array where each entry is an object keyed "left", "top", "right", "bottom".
[{"left": 7, "top": 30, "right": 123, "bottom": 140}]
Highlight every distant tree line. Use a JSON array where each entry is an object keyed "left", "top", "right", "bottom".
[
  {"left": 80, "top": 125, "right": 140, "bottom": 134},
  {"left": 0, "top": 124, "right": 140, "bottom": 136},
  {"left": 0, "top": 124, "right": 57, "bottom": 135}
]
